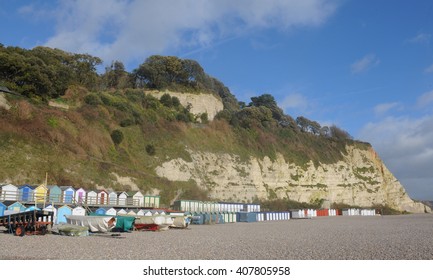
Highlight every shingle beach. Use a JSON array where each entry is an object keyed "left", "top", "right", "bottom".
[{"left": 1, "top": 214, "right": 432, "bottom": 260}]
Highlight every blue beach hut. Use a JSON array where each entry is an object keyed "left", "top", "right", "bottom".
[
  {"left": 56, "top": 205, "right": 72, "bottom": 224},
  {"left": 48, "top": 185, "right": 62, "bottom": 203},
  {"left": 7, "top": 201, "right": 26, "bottom": 213},
  {"left": 19, "top": 185, "right": 34, "bottom": 202},
  {"left": 0, "top": 202, "right": 6, "bottom": 216},
  {"left": 61, "top": 186, "right": 75, "bottom": 203},
  {"left": 95, "top": 207, "right": 107, "bottom": 215}
]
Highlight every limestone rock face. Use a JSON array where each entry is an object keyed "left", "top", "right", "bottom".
[
  {"left": 147, "top": 91, "right": 223, "bottom": 121},
  {"left": 155, "top": 146, "right": 428, "bottom": 213}
]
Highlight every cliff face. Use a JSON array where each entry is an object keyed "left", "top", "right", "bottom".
[
  {"left": 147, "top": 90, "right": 224, "bottom": 121},
  {"left": 156, "top": 145, "right": 427, "bottom": 213}
]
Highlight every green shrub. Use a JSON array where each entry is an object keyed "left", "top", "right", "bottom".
[
  {"left": 84, "top": 93, "right": 102, "bottom": 105},
  {"left": 145, "top": 144, "right": 156, "bottom": 156},
  {"left": 120, "top": 119, "right": 134, "bottom": 127},
  {"left": 111, "top": 129, "right": 124, "bottom": 145}
]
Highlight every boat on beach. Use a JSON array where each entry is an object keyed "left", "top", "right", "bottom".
[
  {"left": 65, "top": 215, "right": 116, "bottom": 233},
  {"left": 134, "top": 215, "right": 173, "bottom": 231}
]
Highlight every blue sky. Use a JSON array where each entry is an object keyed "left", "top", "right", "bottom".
[{"left": 1, "top": 0, "right": 433, "bottom": 200}]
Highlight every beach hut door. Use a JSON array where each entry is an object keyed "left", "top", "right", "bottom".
[
  {"left": 65, "top": 190, "right": 73, "bottom": 203},
  {"left": 78, "top": 192, "right": 83, "bottom": 203},
  {"left": 22, "top": 188, "right": 30, "bottom": 201}
]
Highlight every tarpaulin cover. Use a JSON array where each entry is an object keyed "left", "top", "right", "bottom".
[
  {"left": 65, "top": 215, "right": 116, "bottom": 232},
  {"left": 89, "top": 213, "right": 134, "bottom": 232},
  {"left": 52, "top": 223, "right": 89, "bottom": 237}
]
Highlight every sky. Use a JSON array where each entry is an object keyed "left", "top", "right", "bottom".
[{"left": 1, "top": 0, "right": 433, "bottom": 200}]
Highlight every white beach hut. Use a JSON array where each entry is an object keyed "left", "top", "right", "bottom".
[
  {"left": 97, "top": 190, "right": 109, "bottom": 205},
  {"left": 72, "top": 206, "right": 86, "bottom": 216},
  {"left": 105, "top": 207, "right": 117, "bottom": 216},
  {"left": 86, "top": 191, "right": 97, "bottom": 205},
  {"left": 108, "top": 191, "right": 118, "bottom": 205},
  {"left": 117, "top": 192, "right": 128, "bottom": 206},
  {"left": 1, "top": 184, "right": 19, "bottom": 201}
]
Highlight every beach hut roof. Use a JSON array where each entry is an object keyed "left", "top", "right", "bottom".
[
  {"left": 35, "top": 184, "right": 48, "bottom": 190},
  {"left": 1, "top": 183, "right": 17, "bottom": 189},
  {"left": 126, "top": 191, "right": 137, "bottom": 196},
  {"left": 19, "top": 184, "right": 36, "bottom": 190},
  {"left": 8, "top": 201, "right": 24, "bottom": 208},
  {"left": 59, "top": 186, "right": 74, "bottom": 191}
]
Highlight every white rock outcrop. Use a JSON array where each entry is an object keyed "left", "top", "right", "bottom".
[
  {"left": 155, "top": 146, "right": 428, "bottom": 213},
  {"left": 147, "top": 90, "right": 224, "bottom": 121}
]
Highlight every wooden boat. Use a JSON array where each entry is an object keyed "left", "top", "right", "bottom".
[
  {"left": 134, "top": 215, "right": 173, "bottom": 231},
  {"left": 65, "top": 215, "right": 116, "bottom": 233}
]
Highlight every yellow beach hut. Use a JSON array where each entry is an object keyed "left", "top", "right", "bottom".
[{"left": 33, "top": 184, "right": 48, "bottom": 203}]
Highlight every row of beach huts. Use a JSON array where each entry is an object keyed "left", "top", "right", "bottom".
[
  {"left": 1, "top": 183, "right": 379, "bottom": 235},
  {"left": 0, "top": 199, "right": 377, "bottom": 227},
  {"left": 0, "top": 183, "right": 160, "bottom": 207}
]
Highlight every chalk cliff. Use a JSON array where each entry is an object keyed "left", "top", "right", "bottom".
[{"left": 156, "top": 145, "right": 428, "bottom": 213}]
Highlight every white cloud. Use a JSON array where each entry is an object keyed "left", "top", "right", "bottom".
[
  {"left": 281, "top": 93, "right": 309, "bottom": 111},
  {"left": 417, "top": 90, "right": 433, "bottom": 108},
  {"left": 425, "top": 63, "right": 433, "bottom": 73},
  {"left": 374, "top": 102, "right": 401, "bottom": 115},
  {"left": 351, "top": 54, "right": 380, "bottom": 74},
  {"left": 30, "top": 0, "right": 339, "bottom": 65},
  {"left": 359, "top": 115, "right": 433, "bottom": 199},
  {"left": 407, "top": 32, "right": 431, "bottom": 44}
]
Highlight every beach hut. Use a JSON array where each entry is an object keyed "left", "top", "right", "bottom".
[
  {"left": 290, "top": 209, "right": 305, "bottom": 219},
  {"left": 33, "top": 184, "right": 48, "bottom": 203},
  {"left": 136, "top": 209, "right": 146, "bottom": 216},
  {"left": 237, "top": 212, "right": 257, "bottom": 223},
  {"left": 191, "top": 212, "right": 204, "bottom": 224},
  {"left": 86, "top": 191, "right": 97, "bottom": 205},
  {"left": 60, "top": 186, "right": 75, "bottom": 204},
  {"left": 43, "top": 205, "right": 57, "bottom": 223},
  {"left": 117, "top": 192, "right": 128, "bottom": 206},
  {"left": 57, "top": 205, "right": 72, "bottom": 224},
  {"left": 95, "top": 207, "right": 107, "bottom": 215},
  {"left": 108, "top": 191, "right": 118, "bottom": 205},
  {"left": 97, "top": 190, "right": 109, "bottom": 205},
  {"left": 0, "top": 184, "right": 19, "bottom": 201},
  {"left": 74, "top": 188, "right": 86, "bottom": 204},
  {"left": 48, "top": 185, "right": 62, "bottom": 203},
  {"left": 105, "top": 208, "right": 117, "bottom": 216},
  {"left": 117, "top": 208, "right": 127, "bottom": 215},
  {"left": 144, "top": 195, "right": 160, "bottom": 208},
  {"left": 7, "top": 201, "right": 26, "bottom": 213},
  {"left": 143, "top": 210, "right": 153, "bottom": 216},
  {"left": 0, "top": 202, "right": 6, "bottom": 216},
  {"left": 127, "top": 210, "right": 137, "bottom": 216},
  {"left": 127, "top": 191, "right": 144, "bottom": 206},
  {"left": 19, "top": 185, "right": 34, "bottom": 202},
  {"left": 72, "top": 206, "right": 86, "bottom": 216}
]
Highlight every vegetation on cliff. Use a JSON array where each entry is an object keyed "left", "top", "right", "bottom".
[{"left": 0, "top": 44, "right": 369, "bottom": 206}]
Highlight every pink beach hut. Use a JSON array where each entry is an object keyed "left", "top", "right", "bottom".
[{"left": 74, "top": 188, "right": 86, "bottom": 204}]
